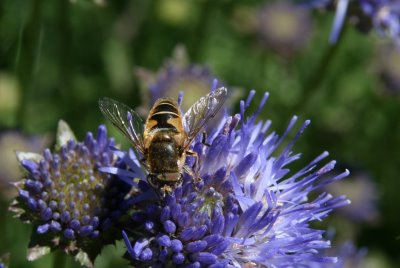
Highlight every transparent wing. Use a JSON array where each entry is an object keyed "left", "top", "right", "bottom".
[
  {"left": 183, "top": 87, "right": 227, "bottom": 148},
  {"left": 99, "top": 97, "right": 145, "bottom": 154}
]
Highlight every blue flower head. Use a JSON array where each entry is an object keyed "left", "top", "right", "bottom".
[
  {"left": 113, "top": 88, "right": 350, "bottom": 267},
  {"left": 10, "top": 121, "right": 132, "bottom": 267},
  {"left": 136, "top": 45, "right": 225, "bottom": 112}
]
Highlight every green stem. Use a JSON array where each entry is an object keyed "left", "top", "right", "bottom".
[
  {"left": 296, "top": 25, "right": 348, "bottom": 113},
  {"left": 15, "top": 0, "right": 43, "bottom": 130},
  {"left": 190, "top": 0, "right": 213, "bottom": 60},
  {"left": 52, "top": 250, "right": 67, "bottom": 268},
  {"left": 58, "top": 0, "right": 74, "bottom": 122}
]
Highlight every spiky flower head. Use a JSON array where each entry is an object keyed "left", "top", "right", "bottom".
[
  {"left": 108, "top": 89, "right": 350, "bottom": 267},
  {"left": 10, "top": 121, "right": 132, "bottom": 267}
]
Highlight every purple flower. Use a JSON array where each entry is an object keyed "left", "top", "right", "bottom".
[
  {"left": 10, "top": 121, "right": 132, "bottom": 267},
  {"left": 303, "top": 0, "right": 400, "bottom": 45},
  {"left": 308, "top": 231, "right": 367, "bottom": 268},
  {"left": 331, "top": 241, "right": 367, "bottom": 268},
  {"left": 110, "top": 89, "right": 350, "bottom": 267},
  {"left": 324, "top": 168, "right": 379, "bottom": 223},
  {"left": 135, "top": 46, "right": 227, "bottom": 112},
  {"left": 148, "top": 64, "right": 221, "bottom": 110}
]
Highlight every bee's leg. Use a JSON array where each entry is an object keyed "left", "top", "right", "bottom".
[
  {"left": 183, "top": 165, "right": 202, "bottom": 185},
  {"left": 183, "top": 165, "right": 195, "bottom": 178},
  {"left": 185, "top": 150, "right": 202, "bottom": 188},
  {"left": 201, "top": 131, "right": 211, "bottom": 147},
  {"left": 186, "top": 150, "right": 199, "bottom": 172}
]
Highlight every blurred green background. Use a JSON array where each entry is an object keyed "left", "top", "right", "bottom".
[{"left": 1, "top": 0, "right": 399, "bottom": 267}]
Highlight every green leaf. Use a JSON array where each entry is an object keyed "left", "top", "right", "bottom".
[
  {"left": 27, "top": 228, "right": 57, "bottom": 261},
  {"left": 27, "top": 244, "right": 51, "bottom": 261},
  {"left": 15, "top": 151, "right": 43, "bottom": 163},
  {"left": 8, "top": 199, "right": 26, "bottom": 219},
  {"left": 74, "top": 250, "right": 94, "bottom": 268}
]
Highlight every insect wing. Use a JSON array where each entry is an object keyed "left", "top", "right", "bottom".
[
  {"left": 99, "top": 97, "right": 145, "bottom": 154},
  {"left": 183, "top": 87, "right": 227, "bottom": 148}
]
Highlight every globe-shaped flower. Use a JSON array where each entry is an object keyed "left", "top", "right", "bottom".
[
  {"left": 106, "top": 89, "right": 350, "bottom": 267},
  {"left": 136, "top": 46, "right": 227, "bottom": 112},
  {"left": 10, "top": 121, "right": 132, "bottom": 267}
]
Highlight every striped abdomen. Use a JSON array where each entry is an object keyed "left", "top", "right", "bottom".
[{"left": 145, "top": 98, "right": 183, "bottom": 132}]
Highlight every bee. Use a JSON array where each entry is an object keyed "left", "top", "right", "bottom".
[{"left": 99, "top": 87, "right": 227, "bottom": 196}]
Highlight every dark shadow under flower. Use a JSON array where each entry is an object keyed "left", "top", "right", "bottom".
[
  {"left": 108, "top": 89, "right": 351, "bottom": 267},
  {"left": 10, "top": 121, "right": 133, "bottom": 267}
]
